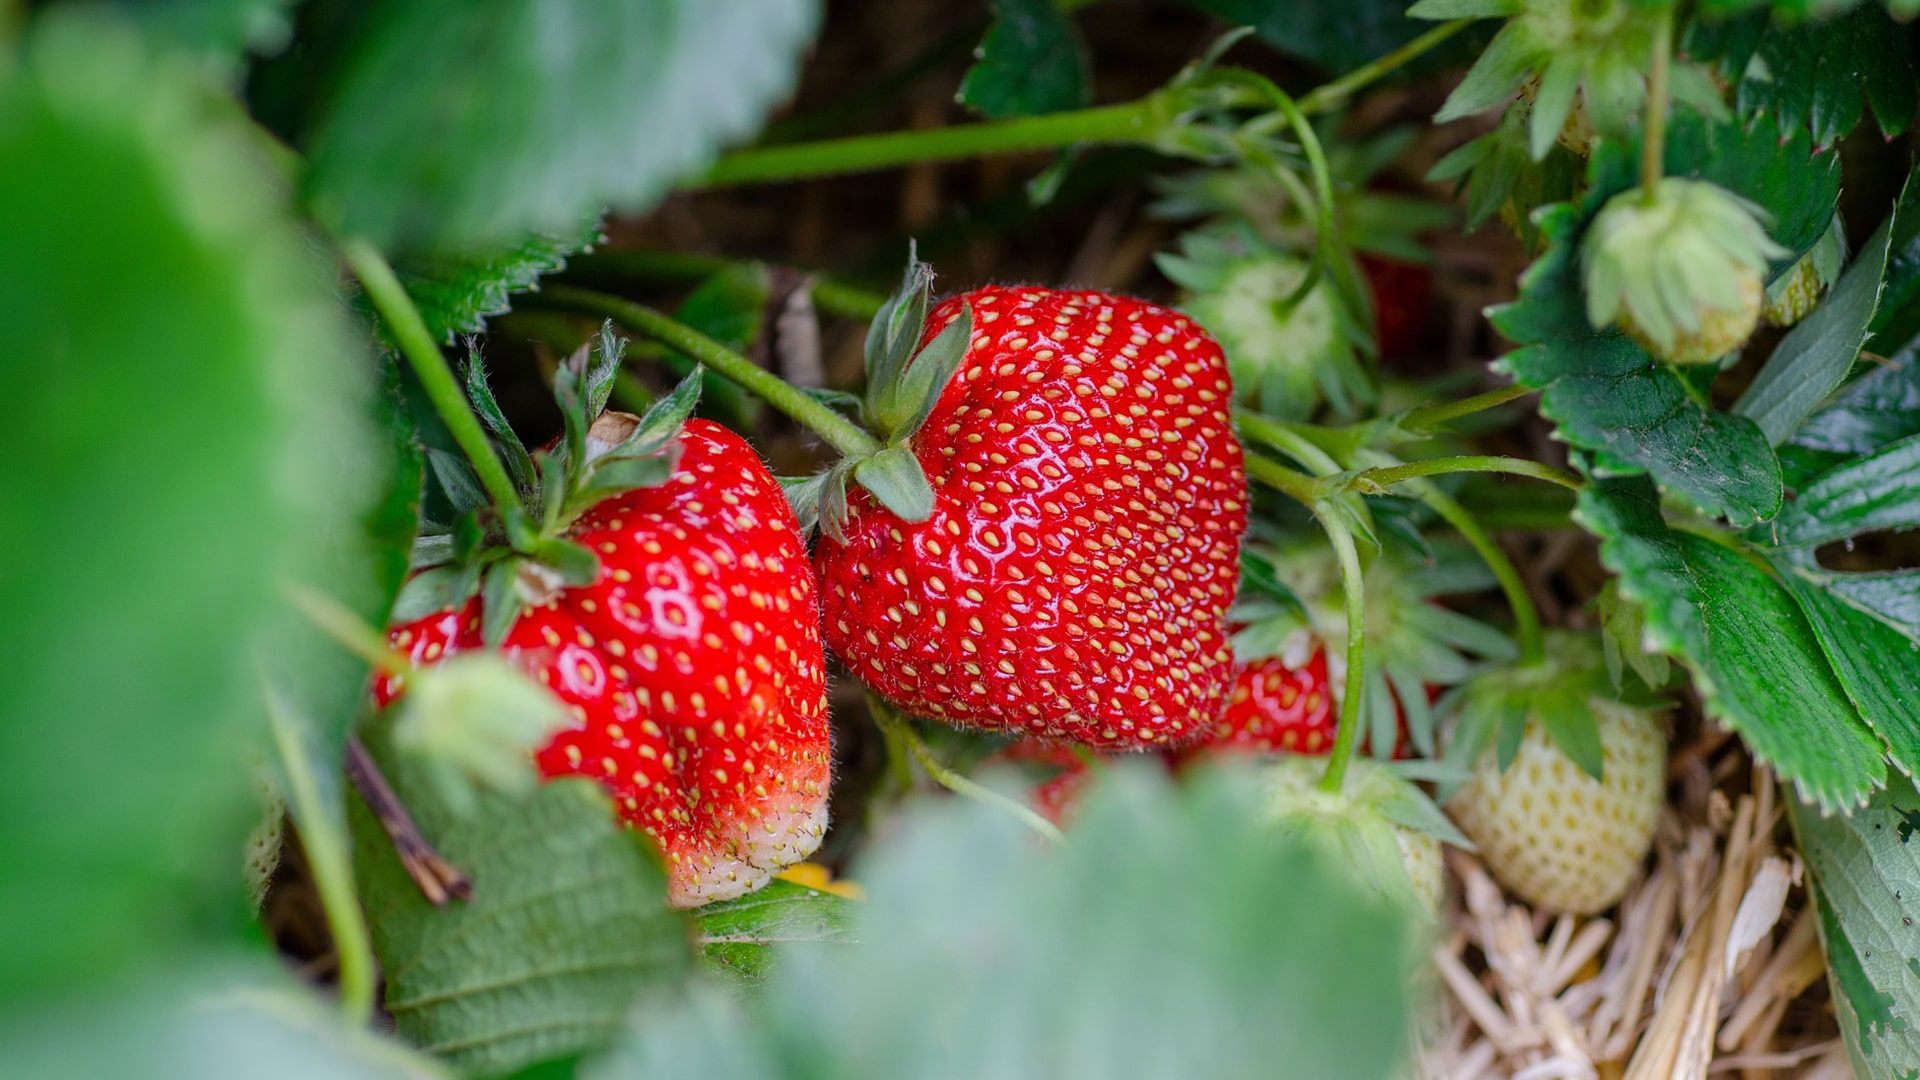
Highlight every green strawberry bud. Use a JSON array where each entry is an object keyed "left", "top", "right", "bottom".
[{"left": 1581, "top": 179, "right": 1788, "bottom": 365}]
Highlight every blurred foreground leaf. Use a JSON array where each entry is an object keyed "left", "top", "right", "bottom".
[
  {"left": 590, "top": 765, "right": 1419, "bottom": 1080},
  {"left": 0, "top": 12, "right": 378, "bottom": 1002}
]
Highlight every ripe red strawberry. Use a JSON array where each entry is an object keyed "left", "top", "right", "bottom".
[
  {"left": 1358, "top": 255, "right": 1432, "bottom": 362},
  {"left": 376, "top": 418, "right": 832, "bottom": 908},
  {"left": 817, "top": 286, "right": 1249, "bottom": 750},
  {"left": 1210, "top": 645, "right": 1339, "bottom": 756}
]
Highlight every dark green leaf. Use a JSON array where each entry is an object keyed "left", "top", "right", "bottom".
[
  {"left": 1773, "top": 435, "right": 1920, "bottom": 547},
  {"left": 397, "top": 217, "right": 603, "bottom": 343},
  {"left": 1822, "top": 571, "right": 1920, "bottom": 632},
  {"left": 1778, "top": 565, "right": 1920, "bottom": 782},
  {"left": 1734, "top": 210, "right": 1895, "bottom": 444},
  {"left": 591, "top": 766, "right": 1418, "bottom": 1080},
  {"left": 958, "top": 0, "right": 1090, "bottom": 120},
  {"left": 1781, "top": 353, "right": 1920, "bottom": 486},
  {"left": 351, "top": 738, "right": 695, "bottom": 1076},
  {"left": 1579, "top": 480, "right": 1884, "bottom": 809},
  {"left": 1494, "top": 214, "right": 1783, "bottom": 525},
  {"left": 300, "top": 0, "right": 822, "bottom": 252},
  {"left": 1870, "top": 161, "right": 1920, "bottom": 357},
  {"left": 1710, "top": 3, "right": 1919, "bottom": 149},
  {"left": 0, "top": 13, "right": 381, "bottom": 1001},
  {"left": 695, "top": 879, "right": 858, "bottom": 988},
  {"left": 426, "top": 448, "right": 490, "bottom": 516},
  {"left": 1788, "top": 775, "right": 1920, "bottom": 1077},
  {"left": 852, "top": 446, "right": 936, "bottom": 524},
  {"left": 1186, "top": 0, "right": 1474, "bottom": 76}
]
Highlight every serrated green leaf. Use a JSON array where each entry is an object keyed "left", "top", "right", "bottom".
[
  {"left": 1788, "top": 776, "right": 1920, "bottom": 1077},
  {"left": 351, "top": 737, "right": 695, "bottom": 1076},
  {"left": 1773, "top": 435, "right": 1920, "bottom": 547},
  {"left": 1778, "top": 565, "right": 1920, "bottom": 781},
  {"left": 1872, "top": 162, "right": 1920, "bottom": 357},
  {"left": 695, "top": 879, "right": 858, "bottom": 988},
  {"left": 1734, "top": 208, "right": 1895, "bottom": 444},
  {"left": 1723, "top": 3, "right": 1919, "bottom": 149},
  {"left": 852, "top": 446, "right": 935, "bottom": 523},
  {"left": 1781, "top": 353, "right": 1920, "bottom": 486},
  {"left": 1578, "top": 480, "right": 1884, "bottom": 809},
  {"left": 396, "top": 217, "right": 603, "bottom": 343},
  {"left": 0, "top": 12, "right": 381, "bottom": 1002},
  {"left": 958, "top": 0, "right": 1091, "bottom": 120},
  {"left": 591, "top": 765, "right": 1419, "bottom": 1079},
  {"left": 301, "top": 0, "right": 822, "bottom": 252}
]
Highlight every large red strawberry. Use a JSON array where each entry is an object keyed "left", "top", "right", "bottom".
[
  {"left": 816, "top": 285, "right": 1249, "bottom": 750},
  {"left": 376, "top": 336, "right": 830, "bottom": 908}
]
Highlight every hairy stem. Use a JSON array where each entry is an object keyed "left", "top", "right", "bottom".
[
  {"left": 539, "top": 286, "right": 884, "bottom": 459},
  {"left": 1419, "top": 484, "right": 1546, "bottom": 665},
  {"left": 1398, "top": 384, "right": 1535, "bottom": 433},
  {"left": 1236, "top": 411, "right": 1345, "bottom": 477},
  {"left": 1347, "top": 455, "right": 1582, "bottom": 493},
  {"left": 1297, "top": 20, "right": 1474, "bottom": 113},
  {"left": 1317, "top": 514, "right": 1370, "bottom": 795},
  {"left": 869, "top": 696, "right": 1065, "bottom": 845},
  {"left": 264, "top": 694, "right": 375, "bottom": 1023},
  {"left": 1241, "top": 453, "right": 1327, "bottom": 507},
  {"left": 699, "top": 95, "right": 1178, "bottom": 187},
  {"left": 342, "top": 239, "right": 523, "bottom": 514},
  {"left": 1641, "top": 5, "right": 1674, "bottom": 201}
]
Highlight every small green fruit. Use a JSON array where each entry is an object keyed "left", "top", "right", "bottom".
[{"left": 1259, "top": 755, "right": 1460, "bottom": 915}]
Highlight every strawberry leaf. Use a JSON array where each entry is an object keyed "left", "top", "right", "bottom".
[
  {"left": 1694, "top": 3, "right": 1918, "bottom": 151},
  {"left": 393, "top": 216, "right": 604, "bottom": 343},
  {"left": 1578, "top": 477, "right": 1885, "bottom": 810},
  {"left": 590, "top": 765, "right": 1419, "bottom": 1080},
  {"left": 1787, "top": 775, "right": 1920, "bottom": 1077},
  {"left": 297, "top": 0, "right": 821, "bottom": 252},
  {"left": 958, "top": 0, "right": 1091, "bottom": 120},
  {"left": 1734, "top": 204, "right": 1897, "bottom": 445},
  {"left": 694, "top": 879, "right": 858, "bottom": 988},
  {"left": 350, "top": 736, "right": 695, "bottom": 1077},
  {"left": 0, "top": 12, "right": 383, "bottom": 999},
  {"left": 1776, "top": 567, "right": 1920, "bottom": 783}
]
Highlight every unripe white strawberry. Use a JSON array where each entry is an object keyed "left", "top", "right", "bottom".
[
  {"left": 1582, "top": 178, "right": 1787, "bottom": 366},
  {"left": 1258, "top": 755, "right": 1461, "bottom": 915},
  {"left": 1446, "top": 698, "right": 1665, "bottom": 915}
]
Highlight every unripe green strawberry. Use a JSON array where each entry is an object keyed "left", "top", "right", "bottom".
[
  {"left": 1763, "top": 216, "right": 1845, "bottom": 328},
  {"left": 1582, "top": 178, "right": 1786, "bottom": 366},
  {"left": 1446, "top": 699, "right": 1665, "bottom": 915},
  {"left": 1258, "top": 755, "right": 1460, "bottom": 915}
]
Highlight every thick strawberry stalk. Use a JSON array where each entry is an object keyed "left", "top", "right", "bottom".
[
  {"left": 1349, "top": 455, "right": 1581, "bottom": 493},
  {"left": 341, "top": 238, "right": 524, "bottom": 513},
  {"left": 1640, "top": 3, "right": 1675, "bottom": 201},
  {"left": 541, "top": 286, "right": 884, "bottom": 460},
  {"left": 1397, "top": 384, "right": 1534, "bottom": 434}
]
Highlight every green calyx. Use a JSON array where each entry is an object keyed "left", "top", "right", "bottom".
[
  {"left": 1439, "top": 629, "right": 1666, "bottom": 789},
  {"left": 1159, "top": 229, "right": 1375, "bottom": 421},
  {"left": 1581, "top": 178, "right": 1788, "bottom": 363},
  {"left": 1419, "top": 0, "right": 1725, "bottom": 161},
  {"left": 788, "top": 245, "right": 972, "bottom": 539},
  {"left": 399, "top": 321, "right": 703, "bottom": 646}
]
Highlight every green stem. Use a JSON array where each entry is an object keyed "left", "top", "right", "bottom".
[
  {"left": 1347, "top": 455, "right": 1582, "bottom": 493},
  {"left": 341, "top": 238, "right": 522, "bottom": 514},
  {"left": 869, "top": 697, "right": 1065, "bottom": 844},
  {"left": 1242, "top": 453, "right": 1326, "bottom": 507},
  {"left": 538, "top": 286, "right": 885, "bottom": 459},
  {"left": 1640, "top": 5, "right": 1674, "bottom": 202},
  {"left": 564, "top": 251, "right": 888, "bottom": 322},
  {"left": 1398, "top": 384, "right": 1534, "bottom": 433},
  {"left": 699, "top": 94, "right": 1179, "bottom": 188},
  {"left": 1296, "top": 20, "right": 1474, "bottom": 114},
  {"left": 1217, "top": 71, "right": 1337, "bottom": 310},
  {"left": 1236, "top": 411, "right": 1344, "bottom": 477},
  {"left": 264, "top": 692, "right": 375, "bottom": 1024},
  {"left": 284, "top": 582, "right": 409, "bottom": 678},
  {"left": 1418, "top": 484, "right": 1545, "bottom": 666},
  {"left": 1317, "top": 514, "right": 1370, "bottom": 795}
]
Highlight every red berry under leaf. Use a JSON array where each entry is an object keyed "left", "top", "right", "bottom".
[
  {"left": 818, "top": 286, "right": 1250, "bottom": 750},
  {"left": 376, "top": 419, "right": 832, "bottom": 907}
]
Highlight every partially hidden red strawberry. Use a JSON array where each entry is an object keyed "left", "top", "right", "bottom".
[
  {"left": 817, "top": 285, "right": 1250, "bottom": 750},
  {"left": 1209, "top": 644, "right": 1339, "bottom": 756},
  {"left": 1358, "top": 255, "right": 1432, "bottom": 363},
  {"left": 377, "top": 418, "right": 832, "bottom": 908}
]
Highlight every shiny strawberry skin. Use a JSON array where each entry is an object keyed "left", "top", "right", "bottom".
[
  {"left": 818, "top": 287, "right": 1249, "bottom": 749},
  {"left": 1212, "top": 646, "right": 1338, "bottom": 755},
  {"left": 375, "top": 419, "right": 831, "bottom": 907}
]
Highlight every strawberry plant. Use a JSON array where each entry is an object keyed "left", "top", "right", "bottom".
[{"left": 9, "top": 0, "right": 1920, "bottom": 1077}]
